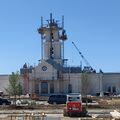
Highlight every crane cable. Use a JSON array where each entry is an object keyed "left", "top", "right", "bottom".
[{"left": 72, "top": 41, "right": 93, "bottom": 70}]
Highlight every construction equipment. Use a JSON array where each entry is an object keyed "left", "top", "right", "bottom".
[
  {"left": 72, "top": 41, "right": 94, "bottom": 72},
  {"left": 63, "top": 93, "right": 88, "bottom": 117}
]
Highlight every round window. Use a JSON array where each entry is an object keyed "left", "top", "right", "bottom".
[{"left": 42, "top": 66, "right": 47, "bottom": 71}]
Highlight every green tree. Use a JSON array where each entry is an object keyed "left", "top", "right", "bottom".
[
  {"left": 5, "top": 71, "right": 22, "bottom": 105},
  {"left": 81, "top": 73, "right": 90, "bottom": 95},
  {"left": 17, "top": 83, "right": 22, "bottom": 97},
  {"left": 81, "top": 73, "right": 90, "bottom": 106}
]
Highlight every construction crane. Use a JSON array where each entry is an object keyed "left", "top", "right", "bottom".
[{"left": 72, "top": 41, "right": 94, "bottom": 72}]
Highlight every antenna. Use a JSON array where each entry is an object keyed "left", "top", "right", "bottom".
[
  {"left": 62, "top": 15, "right": 65, "bottom": 61},
  {"left": 49, "top": 13, "right": 53, "bottom": 59},
  {"left": 41, "top": 16, "right": 43, "bottom": 27},
  {"left": 41, "top": 16, "right": 43, "bottom": 59},
  {"left": 50, "top": 13, "right": 53, "bottom": 23},
  {"left": 62, "top": 15, "right": 64, "bottom": 29}
]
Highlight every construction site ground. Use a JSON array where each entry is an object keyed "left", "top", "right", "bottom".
[{"left": 0, "top": 96, "right": 120, "bottom": 120}]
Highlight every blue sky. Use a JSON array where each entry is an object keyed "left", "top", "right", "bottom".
[{"left": 0, "top": 0, "right": 120, "bottom": 74}]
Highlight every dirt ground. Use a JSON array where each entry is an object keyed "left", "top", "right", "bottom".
[{"left": 0, "top": 97, "right": 120, "bottom": 120}]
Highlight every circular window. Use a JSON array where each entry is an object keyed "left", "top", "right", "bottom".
[{"left": 42, "top": 66, "right": 47, "bottom": 71}]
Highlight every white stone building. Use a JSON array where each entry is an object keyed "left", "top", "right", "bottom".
[
  {"left": 20, "top": 14, "right": 120, "bottom": 96},
  {"left": 0, "top": 14, "right": 120, "bottom": 96},
  {"left": 0, "top": 75, "right": 9, "bottom": 93}
]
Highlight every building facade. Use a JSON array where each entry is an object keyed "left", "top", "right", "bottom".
[
  {"left": 0, "top": 75, "right": 9, "bottom": 93},
  {"left": 0, "top": 14, "right": 120, "bottom": 96},
  {"left": 20, "top": 14, "right": 120, "bottom": 96}
]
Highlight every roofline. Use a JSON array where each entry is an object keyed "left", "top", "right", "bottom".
[{"left": 0, "top": 74, "right": 9, "bottom": 76}]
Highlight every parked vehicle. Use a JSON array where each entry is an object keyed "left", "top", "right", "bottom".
[
  {"left": 0, "top": 91, "right": 3, "bottom": 96},
  {"left": 48, "top": 94, "right": 67, "bottom": 104},
  {"left": 0, "top": 97, "right": 11, "bottom": 105},
  {"left": 63, "top": 93, "right": 88, "bottom": 117},
  {"left": 96, "top": 92, "right": 111, "bottom": 96}
]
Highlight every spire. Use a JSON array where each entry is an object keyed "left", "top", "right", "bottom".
[
  {"left": 50, "top": 13, "right": 52, "bottom": 24},
  {"left": 37, "top": 14, "right": 67, "bottom": 60}
]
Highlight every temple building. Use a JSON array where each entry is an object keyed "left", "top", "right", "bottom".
[
  {"left": 0, "top": 14, "right": 120, "bottom": 96},
  {"left": 20, "top": 14, "right": 120, "bottom": 96}
]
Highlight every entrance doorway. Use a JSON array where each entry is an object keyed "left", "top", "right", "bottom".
[{"left": 41, "top": 82, "right": 48, "bottom": 94}]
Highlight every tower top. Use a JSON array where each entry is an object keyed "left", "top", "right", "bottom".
[
  {"left": 38, "top": 14, "right": 67, "bottom": 60},
  {"left": 38, "top": 13, "right": 67, "bottom": 41}
]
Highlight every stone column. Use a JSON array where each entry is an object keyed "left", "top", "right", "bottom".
[
  {"left": 54, "top": 80, "right": 60, "bottom": 93},
  {"left": 99, "top": 73, "right": 103, "bottom": 97}
]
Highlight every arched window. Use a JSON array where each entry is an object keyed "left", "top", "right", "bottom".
[
  {"left": 50, "top": 83, "right": 54, "bottom": 93},
  {"left": 108, "top": 86, "right": 111, "bottom": 92},
  {"left": 41, "top": 82, "right": 48, "bottom": 94},
  {"left": 112, "top": 86, "right": 116, "bottom": 93},
  {"left": 68, "top": 84, "right": 72, "bottom": 93}
]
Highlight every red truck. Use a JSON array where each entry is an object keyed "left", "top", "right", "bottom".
[{"left": 63, "top": 93, "right": 88, "bottom": 117}]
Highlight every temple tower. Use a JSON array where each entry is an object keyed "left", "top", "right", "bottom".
[{"left": 38, "top": 13, "right": 67, "bottom": 65}]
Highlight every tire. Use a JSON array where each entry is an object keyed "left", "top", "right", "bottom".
[
  {"left": 2, "top": 103, "right": 6, "bottom": 105},
  {"left": 68, "top": 113, "right": 72, "bottom": 117},
  {"left": 63, "top": 108, "right": 68, "bottom": 117},
  {"left": 81, "top": 107, "right": 88, "bottom": 116},
  {"left": 53, "top": 102, "right": 57, "bottom": 105}
]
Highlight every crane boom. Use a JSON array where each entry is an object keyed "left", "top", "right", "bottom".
[{"left": 72, "top": 41, "right": 93, "bottom": 70}]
